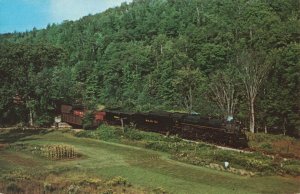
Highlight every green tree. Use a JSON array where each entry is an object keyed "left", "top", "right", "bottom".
[
  {"left": 238, "top": 50, "right": 270, "bottom": 133},
  {"left": 172, "top": 66, "right": 205, "bottom": 113},
  {"left": 0, "top": 42, "right": 65, "bottom": 126},
  {"left": 208, "top": 66, "right": 239, "bottom": 120}
]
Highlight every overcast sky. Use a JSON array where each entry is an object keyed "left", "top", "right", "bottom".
[{"left": 0, "top": 0, "right": 132, "bottom": 34}]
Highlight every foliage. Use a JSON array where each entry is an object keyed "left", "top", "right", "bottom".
[
  {"left": 153, "top": 187, "right": 169, "bottom": 194},
  {"left": 0, "top": 0, "right": 299, "bottom": 133},
  {"left": 6, "top": 182, "right": 23, "bottom": 193},
  {"left": 82, "top": 111, "right": 95, "bottom": 130},
  {"left": 75, "top": 124, "right": 120, "bottom": 141},
  {"left": 0, "top": 42, "right": 65, "bottom": 126},
  {"left": 105, "top": 176, "right": 128, "bottom": 187},
  {"left": 7, "top": 143, "right": 80, "bottom": 160}
]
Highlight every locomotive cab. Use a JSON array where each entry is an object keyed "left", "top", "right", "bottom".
[{"left": 224, "top": 116, "right": 241, "bottom": 133}]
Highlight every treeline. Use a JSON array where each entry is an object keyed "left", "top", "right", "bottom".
[{"left": 0, "top": 0, "right": 299, "bottom": 134}]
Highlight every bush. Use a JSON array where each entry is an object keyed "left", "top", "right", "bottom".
[
  {"left": 35, "top": 113, "right": 54, "bottom": 127},
  {"left": 124, "top": 128, "right": 143, "bottom": 141},
  {"left": 153, "top": 187, "right": 169, "bottom": 194},
  {"left": 145, "top": 141, "right": 176, "bottom": 153},
  {"left": 212, "top": 151, "right": 279, "bottom": 174},
  {"left": 248, "top": 132, "right": 294, "bottom": 146},
  {"left": 97, "top": 125, "right": 120, "bottom": 141},
  {"left": 82, "top": 111, "right": 94, "bottom": 130},
  {"left": 172, "top": 152, "right": 211, "bottom": 166},
  {"left": 260, "top": 143, "right": 272, "bottom": 150},
  {"left": 67, "top": 184, "right": 80, "bottom": 194},
  {"left": 75, "top": 125, "right": 120, "bottom": 141},
  {"left": 282, "top": 165, "right": 300, "bottom": 176},
  {"left": 44, "top": 182, "right": 55, "bottom": 192},
  {"left": 105, "top": 176, "right": 128, "bottom": 186},
  {"left": 102, "top": 189, "right": 113, "bottom": 194},
  {"left": 6, "top": 182, "right": 23, "bottom": 193}
]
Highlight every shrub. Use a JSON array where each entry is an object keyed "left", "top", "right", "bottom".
[
  {"left": 259, "top": 143, "right": 272, "bottom": 150},
  {"left": 172, "top": 152, "right": 211, "bottom": 166},
  {"left": 282, "top": 165, "right": 300, "bottom": 176},
  {"left": 212, "top": 151, "right": 279, "bottom": 174},
  {"left": 102, "top": 189, "right": 113, "bottom": 194},
  {"left": 124, "top": 128, "right": 143, "bottom": 141},
  {"left": 145, "top": 141, "right": 173, "bottom": 153},
  {"left": 105, "top": 176, "right": 128, "bottom": 186},
  {"left": 44, "top": 182, "right": 55, "bottom": 192},
  {"left": 75, "top": 125, "right": 120, "bottom": 141},
  {"left": 97, "top": 125, "right": 120, "bottom": 141},
  {"left": 82, "top": 111, "right": 95, "bottom": 130},
  {"left": 35, "top": 113, "right": 54, "bottom": 127},
  {"left": 153, "top": 187, "right": 169, "bottom": 194},
  {"left": 67, "top": 184, "right": 80, "bottom": 194},
  {"left": 6, "top": 182, "right": 23, "bottom": 193}
]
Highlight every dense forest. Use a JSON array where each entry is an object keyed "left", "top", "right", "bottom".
[{"left": 0, "top": 0, "right": 299, "bottom": 135}]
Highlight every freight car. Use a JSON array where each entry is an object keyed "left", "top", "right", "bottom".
[
  {"left": 61, "top": 104, "right": 105, "bottom": 128},
  {"left": 61, "top": 105, "right": 248, "bottom": 148}
]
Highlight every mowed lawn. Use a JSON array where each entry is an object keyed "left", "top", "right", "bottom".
[{"left": 0, "top": 130, "right": 299, "bottom": 194}]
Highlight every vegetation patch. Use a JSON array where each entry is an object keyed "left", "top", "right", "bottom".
[
  {"left": 42, "top": 144, "right": 79, "bottom": 160},
  {"left": 105, "top": 176, "right": 129, "bottom": 187},
  {"left": 248, "top": 132, "right": 300, "bottom": 159},
  {"left": 0, "top": 174, "right": 145, "bottom": 194},
  {"left": 73, "top": 125, "right": 300, "bottom": 176},
  {"left": 75, "top": 125, "right": 120, "bottom": 141},
  {"left": 1, "top": 128, "right": 300, "bottom": 194},
  {"left": 152, "top": 187, "right": 169, "bottom": 194},
  {"left": 8, "top": 143, "right": 82, "bottom": 160}
]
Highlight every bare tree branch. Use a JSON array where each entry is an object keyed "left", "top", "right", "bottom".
[{"left": 238, "top": 50, "right": 270, "bottom": 133}]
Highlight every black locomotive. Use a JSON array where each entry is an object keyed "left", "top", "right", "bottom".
[
  {"left": 61, "top": 105, "right": 248, "bottom": 148},
  {"left": 104, "top": 110, "right": 248, "bottom": 148}
]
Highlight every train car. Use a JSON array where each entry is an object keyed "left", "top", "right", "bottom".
[
  {"left": 61, "top": 104, "right": 105, "bottom": 128},
  {"left": 61, "top": 104, "right": 83, "bottom": 127},
  {"left": 105, "top": 110, "right": 134, "bottom": 126},
  {"left": 94, "top": 111, "right": 106, "bottom": 126},
  {"left": 133, "top": 111, "right": 173, "bottom": 133}
]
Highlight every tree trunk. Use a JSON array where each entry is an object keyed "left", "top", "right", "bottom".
[
  {"left": 29, "top": 108, "right": 34, "bottom": 127},
  {"left": 250, "top": 99, "right": 255, "bottom": 133},
  {"left": 121, "top": 118, "right": 124, "bottom": 132},
  {"left": 264, "top": 125, "right": 268, "bottom": 134},
  {"left": 283, "top": 117, "right": 287, "bottom": 135},
  {"left": 189, "top": 86, "right": 192, "bottom": 113},
  {"left": 196, "top": 6, "right": 200, "bottom": 25}
]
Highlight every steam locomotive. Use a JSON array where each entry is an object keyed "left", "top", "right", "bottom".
[{"left": 61, "top": 104, "right": 248, "bottom": 148}]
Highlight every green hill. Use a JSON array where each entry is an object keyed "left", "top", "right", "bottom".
[{"left": 0, "top": 0, "right": 299, "bottom": 134}]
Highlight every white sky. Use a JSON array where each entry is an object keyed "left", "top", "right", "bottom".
[{"left": 49, "top": 0, "right": 131, "bottom": 22}]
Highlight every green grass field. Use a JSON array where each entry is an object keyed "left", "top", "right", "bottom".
[{"left": 0, "top": 128, "right": 299, "bottom": 193}]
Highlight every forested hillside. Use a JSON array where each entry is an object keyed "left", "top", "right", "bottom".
[{"left": 0, "top": 0, "right": 299, "bottom": 134}]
